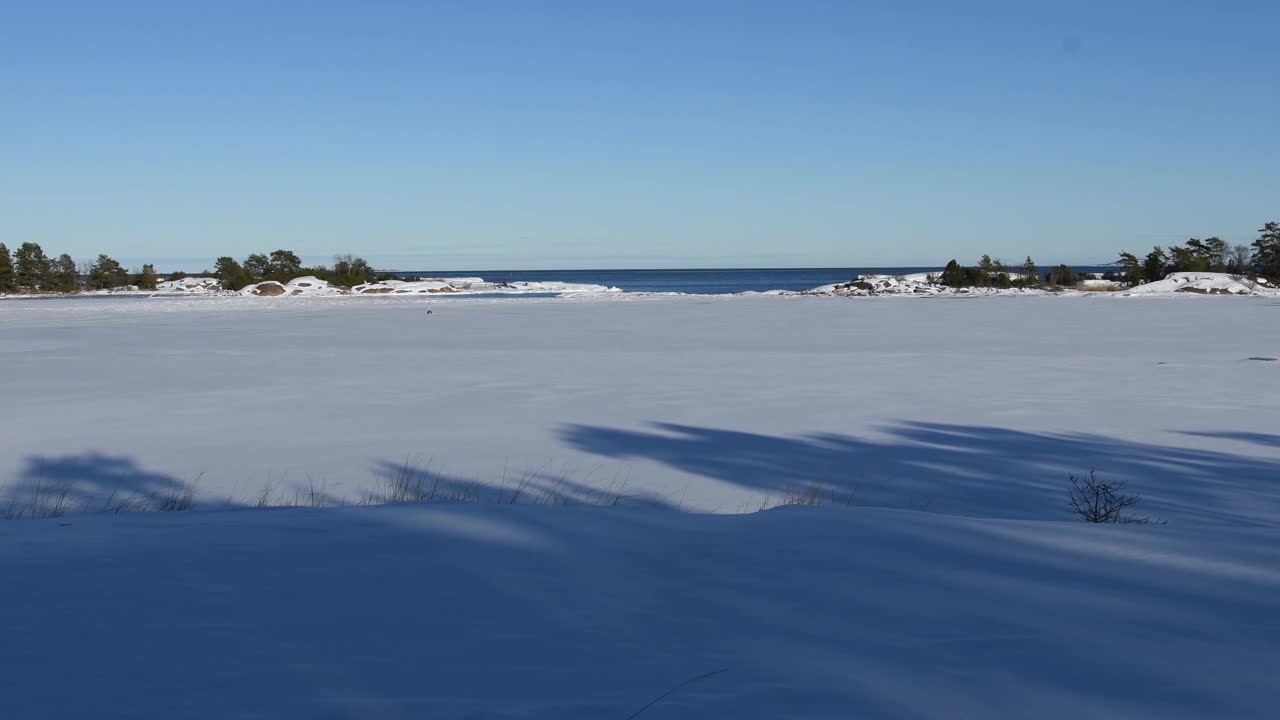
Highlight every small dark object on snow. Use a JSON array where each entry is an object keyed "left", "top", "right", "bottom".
[{"left": 1246, "top": 356, "right": 1276, "bottom": 362}]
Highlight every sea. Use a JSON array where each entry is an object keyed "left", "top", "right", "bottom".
[{"left": 391, "top": 267, "right": 1117, "bottom": 295}]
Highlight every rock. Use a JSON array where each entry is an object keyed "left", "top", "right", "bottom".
[{"left": 246, "top": 281, "right": 287, "bottom": 297}]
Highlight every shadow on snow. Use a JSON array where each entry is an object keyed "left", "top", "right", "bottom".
[{"left": 560, "top": 421, "right": 1280, "bottom": 525}]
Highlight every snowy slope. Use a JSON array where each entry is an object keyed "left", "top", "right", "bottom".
[{"left": 1, "top": 504, "right": 1276, "bottom": 719}]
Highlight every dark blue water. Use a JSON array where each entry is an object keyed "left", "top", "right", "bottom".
[{"left": 394, "top": 267, "right": 1117, "bottom": 295}]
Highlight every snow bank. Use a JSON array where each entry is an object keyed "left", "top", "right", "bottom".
[{"left": 1123, "top": 272, "right": 1277, "bottom": 296}]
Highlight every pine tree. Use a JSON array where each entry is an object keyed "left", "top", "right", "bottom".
[
  {"left": 1252, "top": 221, "right": 1280, "bottom": 278},
  {"left": 86, "top": 254, "right": 130, "bottom": 290},
  {"left": 939, "top": 259, "right": 967, "bottom": 287},
  {"left": 1020, "top": 256, "right": 1039, "bottom": 286},
  {"left": 51, "top": 254, "right": 79, "bottom": 293},
  {"left": 974, "top": 255, "right": 996, "bottom": 287},
  {"left": 134, "top": 263, "right": 158, "bottom": 290},
  {"left": 1171, "top": 242, "right": 1208, "bottom": 273},
  {"left": 1203, "top": 237, "right": 1227, "bottom": 271},
  {"left": 13, "top": 242, "right": 52, "bottom": 291},
  {"left": 215, "top": 256, "right": 252, "bottom": 290},
  {"left": 267, "top": 249, "right": 302, "bottom": 280},
  {"left": 1046, "top": 264, "right": 1078, "bottom": 287},
  {"left": 243, "top": 253, "right": 270, "bottom": 280},
  {"left": 1143, "top": 246, "right": 1168, "bottom": 282},
  {"left": 0, "top": 243, "right": 16, "bottom": 293},
  {"left": 1116, "top": 252, "right": 1143, "bottom": 284}
]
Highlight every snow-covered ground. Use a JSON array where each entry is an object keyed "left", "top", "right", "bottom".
[
  {"left": 2, "top": 504, "right": 1275, "bottom": 719},
  {"left": 2, "top": 293, "right": 1278, "bottom": 717},
  {"left": 3, "top": 292, "right": 1276, "bottom": 520}
]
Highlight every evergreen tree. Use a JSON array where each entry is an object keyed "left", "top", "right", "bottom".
[
  {"left": 267, "top": 249, "right": 302, "bottom": 279},
  {"left": 974, "top": 255, "right": 996, "bottom": 287},
  {"left": 1020, "top": 256, "right": 1039, "bottom": 286},
  {"left": 168, "top": 270, "right": 188, "bottom": 281},
  {"left": 243, "top": 253, "right": 270, "bottom": 280},
  {"left": 1171, "top": 241, "right": 1210, "bottom": 272},
  {"left": 939, "top": 259, "right": 967, "bottom": 287},
  {"left": 86, "top": 254, "right": 130, "bottom": 289},
  {"left": 13, "top": 242, "right": 52, "bottom": 291},
  {"left": 0, "top": 243, "right": 15, "bottom": 293},
  {"left": 1143, "top": 246, "right": 1168, "bottom": 282},
  {"left": 51, "top": 254, "right": 79, "bottom": 293},
  {"left": 1045, "top": 265, "right": 1078, "bottom": 287},
  {"left": 1116, "top": 251, "right": 1143, "bottom": 284},
  {"left": 1252, "top": 221, "right": 1280, "bottom": 278},
  {"left": 214, "top": 256, "right": 252, "bottom": 290},
  {"left": 134, "top": 263, "right": 159, "bottom": 290},
  {"left": 1203, "top": 237, "right": 1227, "bottom": 270}
]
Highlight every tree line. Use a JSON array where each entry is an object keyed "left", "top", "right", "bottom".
[
  {"left": 0, "top": 243, "right": 157, "bottom": 293},
  {"left": 936, "top": 221, "right": 1279, "bottom": 288},
  {"left": 1115, "top": 222, "right": 1280, "bottom": 284},
  {"left": 0, "top": 243, "right": 381, "bottom": 294},
  {"left": 5, "top": 222, "right": 1278, "bottom": 295},
  {"left": 209, "top": 250, "right": 377, "bottom": 291}
]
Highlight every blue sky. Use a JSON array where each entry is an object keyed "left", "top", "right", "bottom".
[{"left": 2, "top": 0, "right": 1277, "bottom": 270}]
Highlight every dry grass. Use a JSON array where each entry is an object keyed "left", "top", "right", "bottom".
[{"left": 0, "top": 481, "right": 72, "bottom": 519}]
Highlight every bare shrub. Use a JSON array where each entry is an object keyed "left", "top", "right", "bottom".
[{"left": 1068, "top": 470, "right": 1151, "bottom": 523}]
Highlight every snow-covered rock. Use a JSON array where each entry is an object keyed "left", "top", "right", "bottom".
[
  {"left": 241, "top": 281, "right": 287, "bottom": 297},
  {"left": 1122, "top": 272, "right": 1276, "bottom": 296},
  {"left": 352, "top": 280, "right": 457, "bottom": 295},
  {"left": 156, "top": 277, "right": 223, "bottom": 294},
  {"left": 804, "top": 273, "right": 1044, "bottom": 297},
  {"left": 350, "top": 278, "right": 621, "bottom": 295},
  {"left": 240, "top": 277, "right": 347, "bottom": 297},
  {"left": 282, "top": 276, "right": 346, "bottom": 296}
]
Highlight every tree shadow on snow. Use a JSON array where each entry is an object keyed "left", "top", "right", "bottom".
[
  {"left": 368, "top": 458, "right": 675, "bottom": 509},
  {"left": 5, "top": 452, "right": 194, "bottom": 513},
  {"left": 560, "top": 421, "right": 1280, "bottom": 525}
]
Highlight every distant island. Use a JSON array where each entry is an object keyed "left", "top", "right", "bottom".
[{"left": 2, "top": 221, "right": 1277, "bottom": 297}]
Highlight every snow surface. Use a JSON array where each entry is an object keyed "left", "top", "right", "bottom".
[
  {"left": 2, "top": 293, "right": 1278, "bottom": 522},
  {"left": 3, "top": 293, "right": 1279, "bottom": 717},
  {"left": 1, "top": 505, "right": 1276, "bottom": 718}
]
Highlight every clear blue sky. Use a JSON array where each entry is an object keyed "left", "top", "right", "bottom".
[{"left": 2, "top": 0, "right": 1276, "bottom": 270}]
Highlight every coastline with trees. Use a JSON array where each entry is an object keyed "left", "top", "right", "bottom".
[{"left": 2, "top": 221, "right": 1277, "bottom": 297}]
